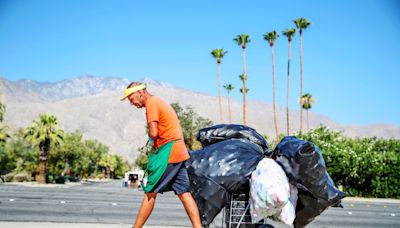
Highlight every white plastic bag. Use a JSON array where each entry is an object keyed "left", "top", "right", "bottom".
[{"left": 250, "top": 158, "right": 291, "bottom": 223}]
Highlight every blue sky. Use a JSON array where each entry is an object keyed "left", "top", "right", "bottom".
[{"left": 1, "top": 0, "right": 399, "bottom": 125}]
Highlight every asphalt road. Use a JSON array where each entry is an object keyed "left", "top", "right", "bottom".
[{"left": 0, "top": 180, "right": 399, "bottom": 227}]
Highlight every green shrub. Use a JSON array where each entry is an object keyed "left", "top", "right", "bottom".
[{"left": 298, "top": 125, "right": 400, "bottom": 198}]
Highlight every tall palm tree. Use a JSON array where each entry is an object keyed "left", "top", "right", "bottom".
[
  {"left": 294, "top": 17, "right": 311, "bottom": 134},
  {"left": 282, "top": 28, "right": 296, "bottom": 136},
  {"left": 24, "top": 114, "right": 64, "bottom": 184},
  {"left": 0, "top": 101, "right": 5, "bottom": 122},
  {"left": 301, "top": 93, "right": 314, "bottom": 131},
  {"left": 223, "top": 84, "right": 234, "bottom": 123},
  {"left": 211, "top": 48, "right": 228, "bottom": 122},
  {"left": 234, "top": 34, "right": 251, "bottom": 125},
  {"left": 263, "top": 30, "right": 279, "bottom": 140}
]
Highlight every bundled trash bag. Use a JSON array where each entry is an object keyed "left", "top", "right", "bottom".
[
  {"left": 187, "top": 138, "right": 264, "bottom": 225},
  {"left": 275, "top": 198, "right": 296, "bottom": 227},
  {"left": 272, "top": 183, "right": 298, "bottom": 227},
  {"left": 272, "top": 136, "right": 347, "bottom": 228},
  {"left": 197, "top": 124, "right": 270, "bottom": 155},
  {"left": 249, "top": 158, "right": 295, "bottom": 226}
]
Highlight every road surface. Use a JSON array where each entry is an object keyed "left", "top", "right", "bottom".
[{"left": 0, "top": 180, "right": 399, "bottom": 227}]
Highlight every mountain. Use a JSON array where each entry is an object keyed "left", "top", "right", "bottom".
[
  {"left": 1, "top": 76, "right": 399, "bottom": 162},
  {"left": 11, "top": 75, "right": 131, "bottom": 101}
]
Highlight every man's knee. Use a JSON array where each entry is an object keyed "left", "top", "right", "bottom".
[{"left": 144, "top": 192, "right": 158, "bottom": 201}]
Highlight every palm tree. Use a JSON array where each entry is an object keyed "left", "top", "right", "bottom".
[
  {"left": 301, "top": 93, "right": 314, "bottom": 131},
  {"left": 239, "top": 74, "right": 249, "bottom": 118},
  {"left": 223, "top": 84, "right": 234, "bottom": 123},
  {"left": 211, "top": 48, "right": 228, "bottom": 122},
  {"left": 263, "top": 30, "right": 279, "bottom": 140},
  {"left": 234, "top": 34, "right": 251, "bottom": 125},
  {"left": 99, "top": 154, "right": 116, "bottom": 179},
  {"left": 24, "top": 114, "right": 64, "bottom": 184},
  {"left": 0, "top": 101, "right": 5, "bottom": 122},
  {"left": 294, "top": 17, "right": 311, "bottom": 134},
  {"left": 282, "top": 28, "right": 296, "bottom": 136}
]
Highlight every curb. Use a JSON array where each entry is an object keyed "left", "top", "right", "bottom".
[{"left": 343, "top": 197, "right": 400, "bottom": 204}]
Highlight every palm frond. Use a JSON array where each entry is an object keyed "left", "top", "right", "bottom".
[
  {"left": 240, "top": 87, "right": 250, "bottom": 94},
  {"left": 239, "top": 74, "right": 247, "bottom": 81},
  {"left": 233, "top": 34, "right": 251, "bottom": 46},
  {"left": 224, "top": 84, "right": 234, "bottom": 92},
  {"left": 282, "top": 28, "right": 296, "bottom": 40},
  {"left": 263, "top": 30, "right": 279, "bottom": 46}
]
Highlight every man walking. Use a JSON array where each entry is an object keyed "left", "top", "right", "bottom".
[{"left": 121, "top": 82, "right": 202, "bottom": 228}]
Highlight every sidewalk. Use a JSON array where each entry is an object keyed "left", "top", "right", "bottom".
[
  {"left": 343, "top": 196, "right": 400, "bottom": 204},
  {"left": 0, "top": 221, "right": 181, "bottom": 228}
]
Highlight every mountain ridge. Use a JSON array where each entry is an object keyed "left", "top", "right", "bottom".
[{"left": 1, "top": 76, "right": 399, "bottom": 162}]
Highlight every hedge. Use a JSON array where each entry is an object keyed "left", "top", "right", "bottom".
[{"left": 298, "top": 126, "right": 400, "bottom": 198}]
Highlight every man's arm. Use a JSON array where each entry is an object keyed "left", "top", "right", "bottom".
[{"left": 148, "top": 121, "right": 158, "bottom": 140}]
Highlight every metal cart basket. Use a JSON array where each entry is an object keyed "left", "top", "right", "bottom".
[{"left": 222, "top": 192, "right": 273, "bottom": 228}]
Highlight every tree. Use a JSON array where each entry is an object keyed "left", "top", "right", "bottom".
[
  {"left": 1, "top": 129, "right": 39, "bottom": 180},
  {"left": 48, "top": 131, "right": 85, "bottom": 179},
  {"left": 294, "top": 17, "right": 311, "bottom": 134},
  {"left": 211, "top": 48, "right": 228, "bottom": 122},
  {"left": 171, "top": 103, "right": 213, "bottom": 150},
  {"left": 0, "top": 101, "right": 5, "bottom": 122},
  {"left": 98, "top": 153, "right": 117, "bottom": 179},
  {"left": 301, "top": 93, "right": 314, "bottom": 131},
  {"left": 233, "top": 34, "right": 251, "bottom": 125},
  {"left": 24, "top": 114, "right": 64, "bottom": 184},
  {"left": 223, "top": 84, "right": 234, "bottom": 124},
  {"left": 264, "top": 30, "right": 279, "bottom": 140},
  {"left": 282, "top": 28, "right": 296, "bottom": 135},
  {"left": 84, "top": 139, "right": 109, "bottom": 178},
  {"left": 0, "top": 125, "right": 9, "bottom": 146}
]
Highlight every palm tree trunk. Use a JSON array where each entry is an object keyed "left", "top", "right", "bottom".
[
  {"left": 299, "top": 32, "right": 304, "bottom": 134},
  {"left": 37, "top": 141, "right": 49, "bottom": 184},
  {"left": 272, "top": 46, "right": 279, "bottom": 141},
  {"left": 307, "top": 109, "right": 309, "bottom": 131},
  {"left": 242, "top": 48, "right": 247, "bottom": 126},
  {"left": 286, "top": 41, "right": 291, "bottom": 136},
  {"left": 217, "top": 62, "right": 223, "bottom": 122},
  {"left": 37, "top": 159, "right": 47, "bottom": 184},
  {"left": 228, "top": 93, "right": 232, "bottom": 124}
]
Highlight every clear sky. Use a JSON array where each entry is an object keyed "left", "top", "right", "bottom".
[{"left": 1, "top": 0, "right": 399, "bottom": 125}]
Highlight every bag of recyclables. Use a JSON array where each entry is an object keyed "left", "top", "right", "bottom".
[{"left": 249, "top": 158, "right": 296, "bottom": 226}]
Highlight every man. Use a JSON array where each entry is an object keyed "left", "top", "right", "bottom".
[{"left": 121, "top": 82, "right": 202, "bottom": 228}]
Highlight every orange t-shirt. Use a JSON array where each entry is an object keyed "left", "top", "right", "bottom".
[{"left": 145, "top": 96, "right": 190, "bottom": 163}]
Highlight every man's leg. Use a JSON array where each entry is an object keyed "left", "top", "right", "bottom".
[
  {"left": 177, "top": 192, "right": 202, "bottom": 228},
  {"left": 133, "top": 192, "right": 158, "bottom": 228}
]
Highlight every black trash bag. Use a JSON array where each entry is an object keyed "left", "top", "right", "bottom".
[
  {"left": 187, "top": 138, "right": 264, "bottom": 225},
  {"left": 272, "top": 136, "right": 347, "bottom": 227},
  {"left": 196, "top": 124, "right": 270, "bottom": 155},
  {"left": 294, "top": 189, "right": 330, "bottom": 228},
  {"left": 189, "top": 174, "right": 230, "bottom": 227}
]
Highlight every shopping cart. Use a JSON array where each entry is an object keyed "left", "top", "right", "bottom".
[{"left": 221, "top": 192, "right": 273, "bottom": 228}]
